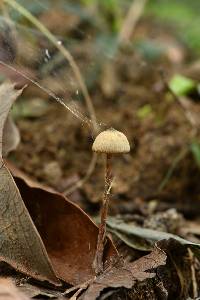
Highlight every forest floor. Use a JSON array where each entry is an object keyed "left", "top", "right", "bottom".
[{"left": 1, "top": 2, "right": 200, "bottom": 299}]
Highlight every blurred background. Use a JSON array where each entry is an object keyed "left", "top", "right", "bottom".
[{"left": 1, "top": 0, "right": 200, "bottom": 219}]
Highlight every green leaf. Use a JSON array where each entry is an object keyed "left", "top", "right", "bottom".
[
  {"left": 137, "top": 104, "right": 153, "bottom": 119},
  {"left": 169, "top": 74, "right": 196, "bottom": 96},
  {"left": 190, "top": 142, "right": 200, "bottom": 168},
  {"left": 158, "top": 147, "right": 188, "bottom": 192}
]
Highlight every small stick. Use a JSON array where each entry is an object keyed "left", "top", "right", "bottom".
[
  {"left": 64, "top": 153, "right": 97, "bottom": 196},
  {"left": 188, "top": 248, "right": 198, "bottom": 298},
  {"left": 118, "top": 0, "right": 148, "bottom": 45},
  {"left": 63, "top": 278, "right": 94, "bottom": 297}
]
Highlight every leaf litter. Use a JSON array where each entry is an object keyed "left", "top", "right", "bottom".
[
  {"left": 81, "top": 246, "right": 166, "bottom": 300},
  {"left": 11, "top": 173, "right": 117, "bottom": 285},
  {"left": 0, "top": 81, "right": 169, "bottom": 300},
  {"left": 7, "top": 160, "right": 169, "bottom": 299},
  {"left": 0, "top": 81, "right": 120, "bottom": 298},
  {"left": 1, "top": 2, "right": 200, "bottom": 299}
]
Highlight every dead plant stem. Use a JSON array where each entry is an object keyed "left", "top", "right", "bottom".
[
  {"left": 64, "top": 153, "right": 97, "bottom": 196},
  {"left": 188, "top": 248, "right": 198, "bottom": 298},
  {"left": 63, "top": 278, "right": 94, "bottom": 296},
  {"left": 118, "top": 0, "right": 148, "bottom": 45}
]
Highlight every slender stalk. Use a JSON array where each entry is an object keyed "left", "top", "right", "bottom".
[
  {"left": 118, "top": 0, "right": 148, "bottom": 45},
  {"left": 64, "top": 153, "right": 97, "bottom": 196},
  {"left": 93, "top": 154, "right": 113, "bottom": 274}
]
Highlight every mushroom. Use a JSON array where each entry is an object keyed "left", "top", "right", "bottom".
[{"left": 92, "top": 128, "right": 130, "bottom": 274}]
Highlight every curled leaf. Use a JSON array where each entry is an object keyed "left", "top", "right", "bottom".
[
  {"left": 0, "top": 82, "right": 22, "bottom": 159},
  {"left": 3, "top": 115, "right": 20, "bottom": 157},
  {"left": 0, "top": 82, "right": 59, "bottom": 285},
  {"left": 12, "top": 172, "right": 117, "bottom": 285}
]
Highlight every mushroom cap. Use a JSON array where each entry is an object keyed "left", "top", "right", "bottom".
[{"left": 92, "top": 128, "right": 130, "bottom": 154}]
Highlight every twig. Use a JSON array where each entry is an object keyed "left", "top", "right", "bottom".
[
  {"left": 62, "top": 278, "right": 93, "bottom": 296},
  {"left": 188, "top": 248, "right": 198, "bottom": 298},
  {"left": 69, "top": 288, "right": 84, "bottom": 300},
  {"left": 118, "top": 0, "right": 148, "bottom": 45},
  {"left": 168, "top": 252, "right": 185, "bottom": 298},
  {"left": 4, "top": 0, "right": 98, "bottom": 134},
  {"left": 64, "top": 152, "right": 97, "bottom": 196},
  {"left": 158, "top": 147, "right": 188, "bottom": 192}
]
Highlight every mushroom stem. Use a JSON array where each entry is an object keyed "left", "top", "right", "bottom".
[{"left": 93, "top": 154, "right": 113, "bottom": 274}]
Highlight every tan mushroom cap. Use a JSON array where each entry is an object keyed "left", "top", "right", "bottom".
[{"left": 92, "top": 128, "right": 130, "bottom": 154}]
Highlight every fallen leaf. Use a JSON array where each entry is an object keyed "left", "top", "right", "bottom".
[
  {"left": 82, "top": 246, "right": 166, "bottom": 300},
  {"left": 0, "top": 278, "right": 29, "bottom": 300},
  {"left": 0, "top": 82, "right": 59, "bottom": 285},
  {"left": 0, "top": 82, "right": 21, "bottom": 150},
  {"left": 157, "top": 239, "right": 192, "bottom": 299},
  {"left": 190, "top": 141, "right": 200, "bottom": 168},
  {"left": 169, "top": 74, "right": 196, "bottom": 96},
  {"left": 107, "top": 217, "right": 200, "bottom": 259},
  {"left": 108, "top": 227, "right": 152, "bottom": 251},
  {"left": 12, "top": 173, "right": 117, "bottom": 285},
  {"left": 3, "top": 115, "right": 20, "bottom": 157}
]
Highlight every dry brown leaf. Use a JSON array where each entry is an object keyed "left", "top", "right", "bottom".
[
  {"left": 0, "top": 82, "right": 22, "bottom": 152},
  {"left": 82, "top": 246, "right": 166, "bottom": 300},
  {"left": 11, "top": 172, "right": 117, "bottom": 286},
  {"left": 3, "top": 115, "right": 20, "bottom": 157},
  {"left": 0, "top": 82, "right": 59, "bottom": 285},
  {"left": 0, "top": 278, "right": 29, "bottom": 300}
]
